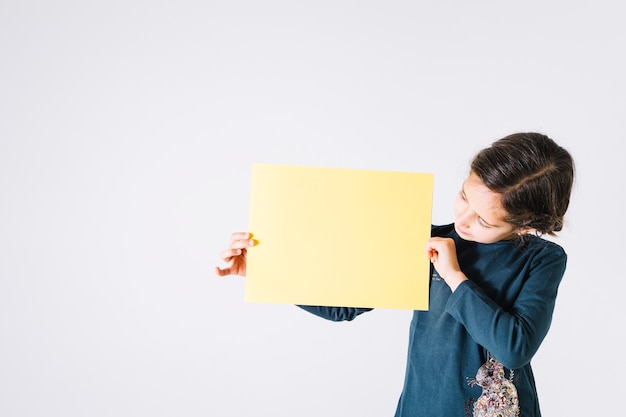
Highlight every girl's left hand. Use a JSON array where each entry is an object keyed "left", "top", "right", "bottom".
[{"left": 425, "top": 237, "right": 468, "bottom": 292}]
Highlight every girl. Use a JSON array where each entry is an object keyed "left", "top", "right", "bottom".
[{"left": 215, "top": 132, "right": 575, "bottom": 417}]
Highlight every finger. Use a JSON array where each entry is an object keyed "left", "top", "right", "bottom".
[
  {"left": 426, "top": 238, "right": 450, "bottom": 253},
  {"left": 425, "top": 239, "right": 440, "bottom": 253},
  {"left": 219, "top": 248, "right": 243, "bottom": 262},
  {"left": 233, "top": 239, "right": 254, "bottom": 250},
  {"left": 425, "top": 240, "right": 441, "bottom": 263},
  {"left": 229, "top": 238, "right": 254, "bottom": 251},
  {"left": 229, "top": 232, "right": 251, "bottom": 246}
]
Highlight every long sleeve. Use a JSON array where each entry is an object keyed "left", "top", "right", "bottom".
[
  {"left": 445, "top": 244, "right": 567, "bottom": 369},
  {"left": 297, "top": 305, "right": 373, "bottom": 321}
]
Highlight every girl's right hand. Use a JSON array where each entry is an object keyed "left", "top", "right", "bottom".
[{"left": 214, "top": 232, "right": 255, "bottom": 277}]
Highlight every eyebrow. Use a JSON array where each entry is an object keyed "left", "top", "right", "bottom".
[{"left": 461, "top": 183, "right": 498, "bottom": 227}]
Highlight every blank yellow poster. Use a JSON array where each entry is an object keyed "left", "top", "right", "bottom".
[{"left": 245, "top": 164, "right": 434, "bottom": 310}]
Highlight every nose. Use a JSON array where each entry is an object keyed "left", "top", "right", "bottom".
[{"left": 455, "top": 205, "right": 473, "bottom": 229}]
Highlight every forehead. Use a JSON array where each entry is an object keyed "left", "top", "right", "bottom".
[{"left": 463, "top": 173, "right": 508, "bottom": 223}]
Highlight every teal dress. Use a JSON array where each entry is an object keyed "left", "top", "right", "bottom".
[{"left": 300, "top": 224, "right": 567, "bottom": 417}]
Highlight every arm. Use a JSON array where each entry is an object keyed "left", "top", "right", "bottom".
[{"left": 445, "top": 245, "right": 567, "bottom": 369}]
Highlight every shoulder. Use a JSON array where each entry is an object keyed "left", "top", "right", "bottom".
[
  {"left": 515, "top": 236, "right": 568, "bottom": 278},
  {"left": 520, "top": 235, "right": 567, "bottom": 260}
]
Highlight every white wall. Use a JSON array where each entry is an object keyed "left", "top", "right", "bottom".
[{"left": 1, "top": 1, "right": 623, "bottom": 416}]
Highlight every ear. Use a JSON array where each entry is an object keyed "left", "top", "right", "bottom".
[{"left": 516, "top": 227, "right": 537, "bottom": 236}]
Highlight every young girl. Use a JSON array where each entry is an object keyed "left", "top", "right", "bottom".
[{"left": 215, "top": 132, "right": 575, "bottom": 417}]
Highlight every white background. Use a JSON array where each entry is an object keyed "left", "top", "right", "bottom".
[{"left": 1, "top": 1, "right": 624, "bottom": 416}]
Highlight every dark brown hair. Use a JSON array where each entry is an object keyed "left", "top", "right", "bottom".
[{"left": 470, "top": 132, "right": 575, "bottom": 236}]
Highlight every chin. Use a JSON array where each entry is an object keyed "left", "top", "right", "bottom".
[{"left": 454, "top": 224, "right": 474, "bottom": 241}]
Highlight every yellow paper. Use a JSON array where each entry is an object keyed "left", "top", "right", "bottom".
[{"left": 245, "top": 164, "right": 434, "bottom": 310}]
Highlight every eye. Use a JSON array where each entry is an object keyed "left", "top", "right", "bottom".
[{"left": 477, "top": 217, "right": 491, "bottom": 228}]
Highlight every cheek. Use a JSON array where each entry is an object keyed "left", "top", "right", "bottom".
[{"left": 453, "top": 197, "right": 464, "bottom": 217}]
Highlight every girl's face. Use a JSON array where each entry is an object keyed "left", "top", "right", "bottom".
[{"left": 453, "top": 172, "right": 518, "bottom": 244}]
